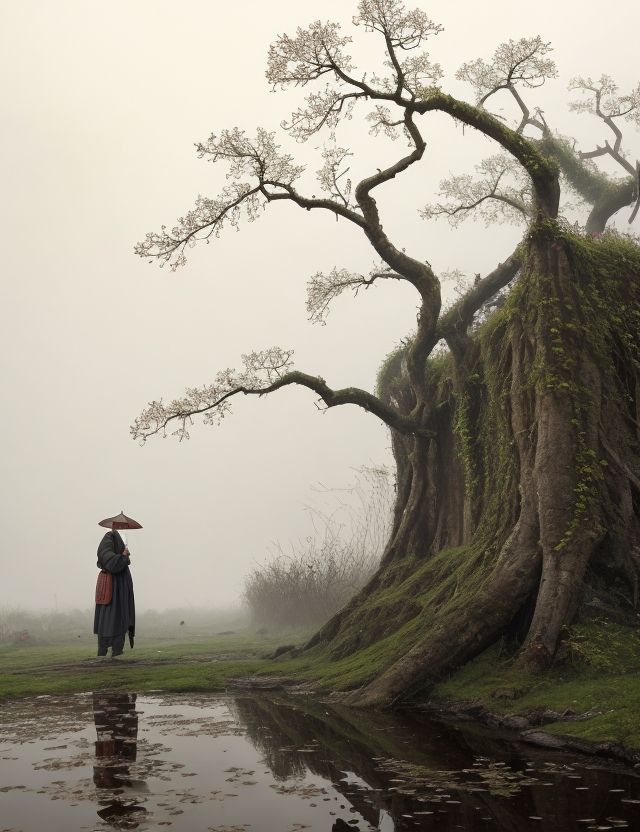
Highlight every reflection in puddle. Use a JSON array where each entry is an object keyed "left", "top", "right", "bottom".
[
  {"left": 92, "top": 692, "right": 148, "bottom": 828},
  {"left": 0, "top": 690, "right": 639, "bottom": 831}
]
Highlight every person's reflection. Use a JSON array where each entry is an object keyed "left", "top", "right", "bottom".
[{"left": 93, "top": 692, "right": 147, "bottom": 828}]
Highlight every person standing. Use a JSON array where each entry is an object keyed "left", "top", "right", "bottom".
[{"left": 94, "top": 528, "right": 135, "bottom": 657}]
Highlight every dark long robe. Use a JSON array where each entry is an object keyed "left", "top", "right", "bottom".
[{"left": 93, "top": 530, "right": 135, "bottom": 644}]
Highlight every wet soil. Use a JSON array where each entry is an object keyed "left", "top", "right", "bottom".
[{"left": 1, "top": 690, "right": 639, "bottom": 831}]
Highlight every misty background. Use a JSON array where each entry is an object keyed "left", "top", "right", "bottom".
[{"left": 1, "top": 0, "right": 638, "bottom": 614}]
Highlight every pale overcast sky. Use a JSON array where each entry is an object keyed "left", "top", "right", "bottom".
[{"left": 1, "top": 0, "right": 638, "bottom": 611}]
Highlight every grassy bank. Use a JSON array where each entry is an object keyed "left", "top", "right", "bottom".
[
  {"left": 269, "top": 620, "right": 640, "bottom": 752},
  {"left": 0, "top": 630, "right": 300, "bottom": 700},
  {"left": 429, "top": 622, "right": 640, "bottom": 748}
]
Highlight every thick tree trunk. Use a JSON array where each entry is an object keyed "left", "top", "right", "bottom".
[
  {"left": 522, "top": 377, "right": 604, "bottom": 665},
  {"left": 305, "top": 228, "right": 640, "bottom": 706}
]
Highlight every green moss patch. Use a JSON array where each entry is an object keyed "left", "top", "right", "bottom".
[{"left": 432, "top": 622, "right": 640, "bottom": 748}]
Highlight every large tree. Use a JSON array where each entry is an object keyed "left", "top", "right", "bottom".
[{"left": 133, "top": 0, "right": 640, "bottom": 705}]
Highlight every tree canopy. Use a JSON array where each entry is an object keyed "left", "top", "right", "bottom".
[{"left": 133, "top": 0, "right": 638, "bottom": 444}]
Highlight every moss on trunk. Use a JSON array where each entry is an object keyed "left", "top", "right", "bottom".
[{"left": 304, "top": 227, "right": 640, "bottom": 706}]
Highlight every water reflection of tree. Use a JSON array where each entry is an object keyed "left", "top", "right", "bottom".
[
  {"left": 230, "top": 694, "right": 387, "bottom": 828},
  {"left": 230, "top": 693, "right": 640, "bottom": 832},
  {"left": 229, "top": 695, "right": 312, "bottom": 781}
]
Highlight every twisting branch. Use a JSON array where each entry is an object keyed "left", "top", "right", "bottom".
[
  {"left": 131, "top": 347, "right": 423, "bottom": 443},
  {"left": 421, "top": 153, "right": 532, "bottom": 227},
  {"left": 437, "top": 251, "right": 524, "bottom": 353},
  {"left": 414, "top": 92, "right": 560, "bottom": 217},
  {"left": 351, "top": 109, "right": 443, "bottom": 401},
  {"left": 568, "top": 75, "right": 640, "bottom": 223},
  {"left": 536, "top": 132, "right": 637, "bottom": 233},
  {"left": 569, "top": 75, "right": 639, "bottom": 177}
]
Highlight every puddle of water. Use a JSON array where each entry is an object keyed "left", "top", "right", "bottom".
[{"left": 0, "top": 690, "right": 639, "bottom": 831}]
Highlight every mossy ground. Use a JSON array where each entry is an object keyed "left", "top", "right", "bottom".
[
  {"left": 282, "top": 617, "right": 640, "bottom": 753},
  {"left": 431, "top": 622, "right": 640, "bottom": 748}
]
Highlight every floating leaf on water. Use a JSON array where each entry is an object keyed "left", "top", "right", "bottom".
[{"left": 208, "top": 827, "right": 247, "bottom": 832}]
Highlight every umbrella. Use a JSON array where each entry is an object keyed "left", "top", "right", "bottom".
[{"left": 98, "top": 512, "right": 143, "bottom": 548}]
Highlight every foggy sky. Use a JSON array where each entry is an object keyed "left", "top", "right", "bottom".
[{"left": 1, "top": 0, "right": 638, "bottom": 612}]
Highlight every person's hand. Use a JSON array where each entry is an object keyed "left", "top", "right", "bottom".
[{"left": 123, "top": 547, "right": 130, "bottom": 557}]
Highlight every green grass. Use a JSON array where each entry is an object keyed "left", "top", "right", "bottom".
[
  {"left": 432, "top": 622, "right": 640, "bottom": 748},
  {"left": 0, "top": 630, "right": 305, "bottom": 701}
]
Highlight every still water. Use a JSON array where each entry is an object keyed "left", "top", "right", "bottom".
[{"left": 1, "top": 690, "right": 639, "bottom": 831}]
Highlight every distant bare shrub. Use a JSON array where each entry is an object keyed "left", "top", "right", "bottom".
[{"left": 243, "top": 465, "right": 394, "bottom": 630}]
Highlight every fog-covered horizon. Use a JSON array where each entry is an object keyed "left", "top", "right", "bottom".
[{"left": 2, "top": 0, "right": 638, "bottom": 612}]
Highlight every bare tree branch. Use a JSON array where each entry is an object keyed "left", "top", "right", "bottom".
[
  {"left": 421, "top": 153, "right": 532, "bottom": 227},
  {"left": 456, "top": 36, "right": 557, "bottom": 132},
  {"left": 132, "top": 347, "right": 294, "bottom": 441},
  {"left": 306, "top": 263, "right": 405, "bottom": 325},
  {"left": 135, "top": 128, "right": 372, "bottom": 269},
  {"left": 266, "top": 20, "right": 355, "bottom": 87},
  {"left": 353, "top": 0, "right": 443, "bottom": 50},
  {"left": 132, "top": 347, "right": 423, "bottom": 443},
  {"left": 366, "top": 105, "right": 405, "bottom": 140},
  {"left": 267, "top": 0, "right": 443, "bottom": 141},
  {"left": 569, "top": 75, "right": 640, "bottom": 177},
  {"left": 316, "top": 145, "right": 354, "bottom": 207}
]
